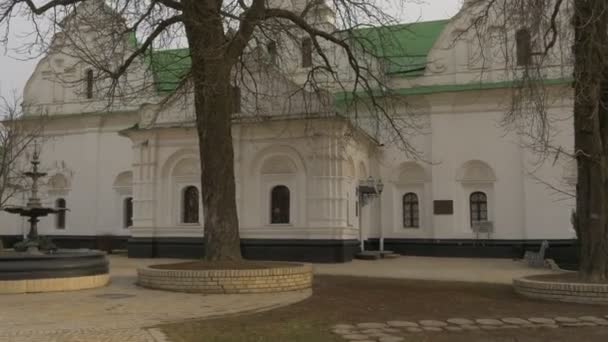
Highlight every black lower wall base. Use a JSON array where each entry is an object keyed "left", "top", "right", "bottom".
[
  {"left": 128, "top": 238, "right": 360, "bottom": 263},
  {"left": 2, "top": 235, "right": 578, "bottom": 267},
  {"left": 365, "top": 238, "right": 578, "bottom": 268}
]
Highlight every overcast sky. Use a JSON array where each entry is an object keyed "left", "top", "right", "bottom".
[{"left": 0, "top": 0, "right": 463, "bottom": 99}]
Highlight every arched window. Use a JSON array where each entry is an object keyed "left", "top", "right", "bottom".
[
  {"left": 470, "top": 192, "right": 488, "bottom": 226},
  {"left": 402, "top": 193, "right": 420, "bottom": 228},
  {"left": 85, "top": 69, "right": 94, "bottom": 99},
  {"left": 516, "top": 29, "right": 532, "bottom": 66},
  {"left": 301, "top": 37, "right": 313, "bottom": 67},
  {"left": 56, "top": 198, "right": 66, "bottom": 229},
  {"left": 271, "top": 185, "right": 290, "bottom": 224},
  {"left": 182, "top": 186, "right": 199, "bottom": 224},
  {"left": 124, "top": 197, "right": 133, "bottom": 228}
]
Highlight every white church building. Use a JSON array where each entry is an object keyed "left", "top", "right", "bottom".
[{"left": 0, "top": 1, "right": 578, "bottom": 263}]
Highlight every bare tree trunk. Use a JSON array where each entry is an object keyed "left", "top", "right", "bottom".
[
  {"left": 183, "top": 1, "right": 242, "bottom": 261},
  {"left": 573, "top": 0, "right": 608, "bottom": 281}
]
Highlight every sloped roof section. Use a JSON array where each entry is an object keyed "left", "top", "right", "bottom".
[
  {"left": 352, "top": 20, "right": 448, "bottom": 77},
  {"left": 140, "top": 20, "right": 447, "bottom": 93},
  {"left": 149, "top": 48, "right": 191, "bottom": 93}
]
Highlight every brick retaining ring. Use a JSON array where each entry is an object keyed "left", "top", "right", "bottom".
[
  {"left": 514, "top": 275, "right": 608, "bottom": 305},
  {"left": 0, "top": 274, "right": 110, "bottom": 294},
  {"left": 137, "top": 263, "right": 313, "bottom": 294}
]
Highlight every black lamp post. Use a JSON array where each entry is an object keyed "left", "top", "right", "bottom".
[{"left": 357, "top": 176, "right": 384, "bottom": 252}]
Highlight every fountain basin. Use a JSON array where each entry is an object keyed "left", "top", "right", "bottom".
[{"left": 0, "top": 249, "right": 109, "bottom": 294}]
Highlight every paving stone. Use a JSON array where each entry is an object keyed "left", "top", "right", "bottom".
[
  {"left": 406, "top": 327, "right": 423, "bottom": 333},
  {"left": 419, "top": 320, "right": 448, "bottom": 327},
  {"left": 480, "top": 326, "right": 499, "bottom": 330},
  {"left": 502, "top": 318, "right": 530, "bottom": 325},
  {"left": 333, "top": 324, "right": 356, "bottom": 330},
  {"left": 343, "top": 334, "right": 371, "bottom": 340},
  {"left": 357, "top": 322, "right": 387, "bottom": 329},
  {"left": 361, "top": 329, "right": 383, "bottom": 334},
  {"left": 367, "top": 332, "right": 392, "bottom": 338},
  {"left": 447, "top": 318, "right": 474, "bottom": 325},
  {"left": 579, "top": 316, "right": 608, "bottom": 324},
  {"left": 422, "top": 327, "right": 443, "bottom": 332},
  {"left": 445, "top": 326, "right": 464, "bottom": 332},
  {"left": 382, "top": 328, "right": 401, "bottom": 333},
  {"left": 461, "top": 325, "right": 481, "bottom": 330},
  {"left": 476, "top": 319, "right": 504, "bottom": 326},
  {"left": 528, "top": 318, "right": 556, "bottom": 324},
  {"left": 500, "top": 325, "right": 519, "bottom": 329},
  {"left": 387, "top": 321, "right": 419, "bottom": 328},
  {"left": 554, "top": 317, "right": 579, "bottom": 323},
  {"left": 537, "top": 324, "right": 559, "bottom": 329},
  {"left": 333, "top": 329, "right": 356, "bottom": 335},
  {"left": 379, "top": 337, "right": 405, "bottom": 342},
  {"left": 563, "top": 322, "right": 598, "bottom": 327}
]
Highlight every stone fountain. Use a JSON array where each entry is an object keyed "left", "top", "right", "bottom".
[
  {"left": 4, "top": 147, "right": 64, "bottom": 253},
  {"left": 0, "top": 148, "right": 109, "bottom": 294}
]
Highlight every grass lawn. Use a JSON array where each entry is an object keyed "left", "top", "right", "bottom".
[{"left": 159, "top": 275, "right": 608, "bottom": 342}]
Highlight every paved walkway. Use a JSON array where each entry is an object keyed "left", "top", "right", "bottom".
[
  {"left": 314, "top": 256, "right": 561, "bottom": 284},
  {"left": 0, "top": 255, "right": 311, "bottom": 342},
  {"left": 0, "top": 255, "right": 561, "bottom": 341}
]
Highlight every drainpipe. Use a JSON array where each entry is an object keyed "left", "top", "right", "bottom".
[
  {"left": 358, "top": 192, "right": 364, "bottom": 252},
  {"left": 379, "top": 195, "right": 384, "bottom": 253}
]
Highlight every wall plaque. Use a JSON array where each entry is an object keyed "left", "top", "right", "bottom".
[{"left": 434, "top": 200, "right": 454, "bottom": 215}]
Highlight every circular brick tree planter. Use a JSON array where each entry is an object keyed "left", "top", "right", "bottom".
[
  {"left": 514, "top": 274, "right": 608, "bottom": 305},
  {"left": 137, "top": 262, "right": 313, "bottom": 294}
]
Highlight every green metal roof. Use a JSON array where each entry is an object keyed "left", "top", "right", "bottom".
[
  {"left": 139, "top": 20, "right": 448, "bottom": 93},
  {"left": 352, "top": 20, "right": 448, "bottom": 77},
  {"left": 149, "top": 48, "right": 191, "bottom": 93}
]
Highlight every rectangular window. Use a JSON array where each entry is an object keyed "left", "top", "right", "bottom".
[
  {"left": 301, "top": 38, "right": 313, "bottom": 67},
  {"left": 56, "top": 198, "right": 67, "bottom": 229},
  {"left": 516, "top": 29, "right": 532, "bottom": 66},
  {"left": 86, "top": 69, "right": 94, "bottom": 99},
  {"left": 267, "top": 41, "right": 278, "bottom": 64},
  {"left": 231, "top": 86, "right": 241, "bottom": 114}
]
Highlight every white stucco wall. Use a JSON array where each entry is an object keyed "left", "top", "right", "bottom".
[{"left": 0, "top": 1, "right": 577, "bottom": 245}]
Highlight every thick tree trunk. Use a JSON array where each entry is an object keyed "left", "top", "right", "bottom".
[
  {"left": 183, "top": 1, "right": 242, "bottom": 261},
  {"left": 572, "top": 0, "right": 608, "bottom": 281}
]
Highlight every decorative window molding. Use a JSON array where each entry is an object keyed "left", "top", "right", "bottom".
[{"left": 456, "top": 160, "right": 496, "bottom": 183}]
